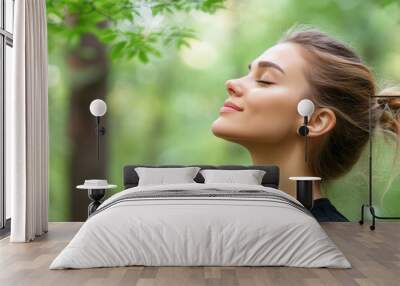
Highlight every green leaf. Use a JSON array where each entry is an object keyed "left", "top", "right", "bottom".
[
  {"left": 126, "top": 48, "right": 138, "bottom": 59},
  {"left": 138, "top": 50, "right": 149, "bottom": 63},
  {"left": 111, "top": 41, "right": 128, "bottom": 59},
  {"left": 98, "top": 30, "right": 118, "bottom": 43}
]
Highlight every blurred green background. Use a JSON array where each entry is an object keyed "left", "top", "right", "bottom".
[{"left": 47, "top": 0, "right": 400, "bottom": 222}]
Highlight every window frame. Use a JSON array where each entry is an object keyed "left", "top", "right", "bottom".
[{"left": 0, "top": 0, "right": 14, "bottom": 231}]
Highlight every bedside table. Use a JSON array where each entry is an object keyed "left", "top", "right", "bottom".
[
  {"left": 76, "top": 180, "right": 117, "bottom": 217},
  {"left": 289, "top": 176, "right": 321, "bottom": 210}
]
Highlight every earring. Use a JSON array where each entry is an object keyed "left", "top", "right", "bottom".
[{"left": 297, "top": 99, "right": 315, "bottom": 162}]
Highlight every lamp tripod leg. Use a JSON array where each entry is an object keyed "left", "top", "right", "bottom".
[
  {"left": 370, "top": 206, "right": 376, "bottom": 231},
  {"left": 359, "top": 204, "right": 365, "bottom": 225}
]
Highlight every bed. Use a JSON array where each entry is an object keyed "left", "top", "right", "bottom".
[{"left": 49, "top": 164, "right": 351, "bottom": 269}]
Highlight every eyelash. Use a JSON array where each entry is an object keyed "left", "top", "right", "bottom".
[{"left": 256, "top": 80, "right": 274, "bottom": 86}]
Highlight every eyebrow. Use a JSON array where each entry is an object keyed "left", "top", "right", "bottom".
[{"left": 248, "top": 60, "right": 285, "bottom": 74}]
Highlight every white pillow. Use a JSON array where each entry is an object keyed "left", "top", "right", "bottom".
[
  {"left": 135, "top": 167, "right": 201, "bottom": 186},
  {"left": 200, "top": 169, "right": 266, "bottom": 185}
]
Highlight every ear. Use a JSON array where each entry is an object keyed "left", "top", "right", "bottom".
[{"left": 307, "top": 108, "right": 336, "bottom": 138}]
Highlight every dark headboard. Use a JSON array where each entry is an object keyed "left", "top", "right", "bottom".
[{"left": 123, "top": 165, "right": 279, "bottom": 189}]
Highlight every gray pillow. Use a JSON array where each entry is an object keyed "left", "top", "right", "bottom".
[
  {"left": 200, "top": 169, "right": 266, "bottom": 185},
  {"left": 135, "top": 167, "right": 201, "bottom": 186}
]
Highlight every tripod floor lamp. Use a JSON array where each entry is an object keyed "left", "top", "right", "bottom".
[{"left": 359, "top": 93, "right": 400, "bottom": 230}]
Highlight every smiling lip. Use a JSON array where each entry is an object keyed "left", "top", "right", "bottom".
[{"left": 220, "top": 102, "right": 243, "bottom": 113}]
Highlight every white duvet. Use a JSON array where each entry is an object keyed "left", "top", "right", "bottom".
[{"left": 50, "top": 183, "right": 351, "bottom": 269}]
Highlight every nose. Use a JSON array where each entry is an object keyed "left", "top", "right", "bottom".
[{"left": 225, "top": 79, "right": 244, "bottom": 97}]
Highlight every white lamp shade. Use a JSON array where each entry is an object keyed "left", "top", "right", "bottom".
[
  {"left": 297, "top": 99, "right": 315, "bottom": 117},
  {"left": 90, "top": 99, "right": 107, "bottom": 117}
]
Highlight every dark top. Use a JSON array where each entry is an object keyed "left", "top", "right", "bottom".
[{"left": 310, "top": 198, "right": 348, "bottom": 222}]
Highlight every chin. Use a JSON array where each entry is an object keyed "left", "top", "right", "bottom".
[
  {"left": 211, "top": 117, "right": 228, "bottom": 136},
  {"left": 211, "top": 118, "right": 244, "bottom": 143}
]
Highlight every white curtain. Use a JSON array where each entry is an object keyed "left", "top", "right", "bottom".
[{"left": 7, "top": 0, "right": 49, "bottom": 242}]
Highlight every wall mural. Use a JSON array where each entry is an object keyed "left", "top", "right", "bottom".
[{"left": 46, "top": 0, "right": 400, "bottom": 222}]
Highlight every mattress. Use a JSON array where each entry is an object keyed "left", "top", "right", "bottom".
[{"left": 49, "top": 183, "right": 351, "bottom": 269}]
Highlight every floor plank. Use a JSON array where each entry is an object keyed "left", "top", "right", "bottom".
[{"left": 0, "top": 222, "right": 399, "bottom": 286}]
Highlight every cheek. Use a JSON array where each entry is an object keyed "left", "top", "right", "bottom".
[{"left": 246, "top": 89, "right": 297, "bottom": 140}]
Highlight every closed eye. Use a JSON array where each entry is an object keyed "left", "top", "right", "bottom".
[{"left": 256, "top": 80, "right": 274, "bottom": 86}]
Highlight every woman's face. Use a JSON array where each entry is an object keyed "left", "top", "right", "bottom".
[{"left": 211, "top": 42, "right": 312, "bottom": 145}]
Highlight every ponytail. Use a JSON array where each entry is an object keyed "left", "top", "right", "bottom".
[{"left": 377, "top": 86, "right": 400, "bottom": 136}]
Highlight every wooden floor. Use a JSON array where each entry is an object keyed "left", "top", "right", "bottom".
[{"left": 0, "top": 222, "right": 399, "bottom": 286}]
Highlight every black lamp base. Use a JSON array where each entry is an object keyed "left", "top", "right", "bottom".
[
  {"left": 87, "top": 189, "right": 106, "bottom": 217},
  {"left": 296, "top": 180, "right": 313, "bottom": 210}
]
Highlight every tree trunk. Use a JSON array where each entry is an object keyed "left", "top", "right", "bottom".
[{"left": 67, "top": 33, "right": 109, "bottom": 221}]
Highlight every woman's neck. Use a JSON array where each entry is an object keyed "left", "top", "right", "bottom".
[{"left": 241, "top": 139, "right": 322, "bottom": 200}]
